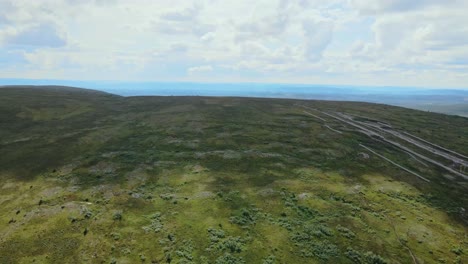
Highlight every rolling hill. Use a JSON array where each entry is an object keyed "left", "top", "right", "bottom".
[{"left": 0, "top": 86, "right": 467, "bottom": 263}]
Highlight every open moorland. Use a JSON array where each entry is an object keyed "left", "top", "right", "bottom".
[{"left": 0, "top": 86, "right": 467, "bottom": 263}]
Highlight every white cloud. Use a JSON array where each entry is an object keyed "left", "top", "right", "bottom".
[
  {"left": 349, "top": 0, "right": 461, "bottom": 14},
  {"left": 188, "top": 65, "right": 213, "bottom": 75},
  {"left": 168, "top": 43, "right": 189, "bottom": 53},
  {"left": 235, "top": 13, "right": 290, "bottom": 41},
  {"left": 2, "top": 22, "right": 67, "bottom": 48},
  {"left": 200, "top": 32, "right": 215, "bottom": 43},
  {"left": 302, "top": 19, "right": 334, "bottom": 61},
  {"left": 336, "top": 0, "right": 468, "bottom": 88},
  {"left": 0, "top": 0, "right": 467, "bottom": 88},
  {"left": 160, "top": 6, "right": 199, "bottom": 21}
]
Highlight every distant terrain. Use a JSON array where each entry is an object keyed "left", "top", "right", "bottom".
[
  {"left": 0, "top": 86, "right": 467, "bottom": 263},
  {"left": 2, "top": 79, "right": 468, "bottom": 117}
]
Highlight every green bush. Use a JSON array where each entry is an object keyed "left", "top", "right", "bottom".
[
  {"left": 230, "top": 208, "right": 258, "bottom": 226},
  {"left": 112, "top": 210, "right": 123, "bottom": 221},
  {"left": 281, "top": 190, "right": 318, "bottom": 219},
  {"left": 262, "top": 255, "right": 276, "bottom": 264},
  {"left": 142, "top": 212, "right": 163, "bottom": 233},
  {"left": 363, "top": 251, "right": 387, "bottom": 264},
  {"left": 345, "top": 248, "right": 362, "bottom": 263},
  {"left": 300, "top": 240, "right": 339, "bottom": 260},
  {"left": 175, "top": 240, "right": 194, "bottom": 263},
  {"left": 215, "top": 253, "right": 245, "bottom": 264},
  {"left": 207, "top": 228, "right": 225, "bottom": 242},
  {"left": 110, "top": 232, "right": 120, "bottom": 241},
  {"left": 292, "top": 223, "right": 334, "bottom": 241},
  {"left": 291, "top": 223, "right": 338, "bottom": 261},
  {"left": 345, "top": 248, "right": 387, "bottom": 264},
  {"left": 219, "top": 237, "right": 245, "bottom": 253},
  {"left": 81, "top": 206, "right": 93, "bottom": 219},
  {"left": 207, "top": 228, "right": 246, "bottom": 254},
  {"left": 451, "top": 246, "right": 463, "bottom": 255},
  {"left": 336, "top": 225, "right": 356, "bottom": 239}
]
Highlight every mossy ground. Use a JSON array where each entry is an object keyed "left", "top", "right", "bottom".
[{"left": 0, "top": 87, "right": 467, "bottom": 263}]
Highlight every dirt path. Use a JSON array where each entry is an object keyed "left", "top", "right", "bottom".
[
  {"left": 360, "top": 144, "right": 431, "bottom": 183},
  {"left": 298, "top": 104, "right": 468, "bottom": 181},
  {"left": 402, "top": 131, "right": 468, "bottom": 160},
  {"left": 355, "top": 120, "right": 468, "bottom": 167},
  {"left": 324, "top": 125, "right": 343, "bottom": 134},
  {"left": 303, "top": 110, "right": 327, "bottom": 122}
]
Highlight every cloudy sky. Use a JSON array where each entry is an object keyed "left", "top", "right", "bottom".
[{"left": 1, "top": 0, "right": 468, "bottom": 88}]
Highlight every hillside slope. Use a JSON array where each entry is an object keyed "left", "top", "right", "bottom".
[{"left": 0, "top": 86, "right": 467, "bottom": 263}]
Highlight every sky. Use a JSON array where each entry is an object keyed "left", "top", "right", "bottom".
[{"left": 0, "top": 0, "right": 468, "bottom": 88}]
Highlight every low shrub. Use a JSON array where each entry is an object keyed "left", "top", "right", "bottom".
[
  {"left": 215, "top": 253, "right": 245, "bottom": 264},
  {"left": 142, "top": 212, "right": 163, "bottom": 233}
]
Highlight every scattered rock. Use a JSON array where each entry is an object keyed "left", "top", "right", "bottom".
[
  {"left": 194, "top": 191, "right": 215, "bottom": 199},
  {"left": 191, "top": 165, "right": 207, "bottom": 173},
  {"left": 257, "top": 188, "right": 276, "bottom": 197},
  {"left": 358, "top": 152, "right": 370, "bottom": 159},
  {"left": 160, "top": 193, "right": 175, "bottom": 201}
]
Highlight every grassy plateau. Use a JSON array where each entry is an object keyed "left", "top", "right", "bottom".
[{"left": 0, "top": 86, "right": 467, "bottom": 264}]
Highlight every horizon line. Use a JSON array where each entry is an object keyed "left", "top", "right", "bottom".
[{"left": 1, "top": 78, "right": 468, "bottom": 91}]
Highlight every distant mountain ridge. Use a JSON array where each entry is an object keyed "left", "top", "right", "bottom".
[{"left": 2, "top": 80, "right": 468, "bottom": 117}]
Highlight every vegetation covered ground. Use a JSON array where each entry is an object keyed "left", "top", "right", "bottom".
[{"left": 0, "top": 86, "right": 467, "bottom": 263}]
